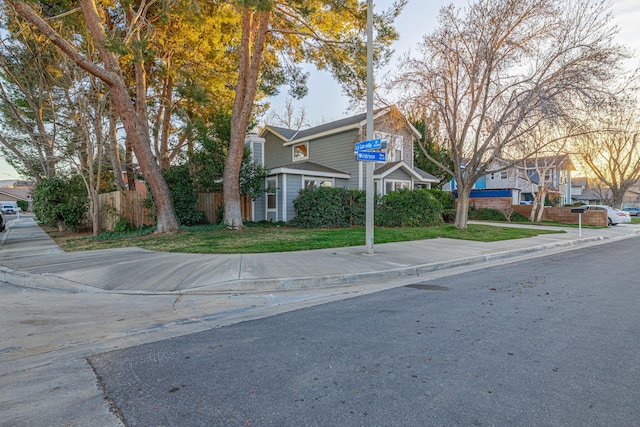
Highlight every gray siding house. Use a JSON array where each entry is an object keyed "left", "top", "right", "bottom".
[{"left": 246, "top": 107, "right": 439, "bottom": 222}]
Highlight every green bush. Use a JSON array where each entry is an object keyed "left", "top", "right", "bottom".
[
  {"left": 376, "top": 189, "right": 444, "bottom": 227},
  {"left": 290, "top": 187, "right": 367, "bottom": 228},
  {"left": 16, "top": 200, "right": 28, "bottom": 212},
  {"left": 509, "top": 211, "right": 528, "bottom": 222},
  {"left": 443, "top": 208, "right": 456, "bottom": 223},
  {"left": 467, "top": 207, "right": 507, "bottom": 221},
  {"left": 33, "top": 175, "right": 88, "bottom": 231},
  {"left": 163, "top": 165, "right": 207, "bottom": 226},
  {"left": 427, "top": 189, "right": 455, "bottom": 210}
]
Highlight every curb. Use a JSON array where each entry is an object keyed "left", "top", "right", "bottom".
[
  {"left": 180, "top": 236, "right": 606, "bottom": 294},
  {"left": 0, "top": 235, "right": 609, "bottom": 295}
]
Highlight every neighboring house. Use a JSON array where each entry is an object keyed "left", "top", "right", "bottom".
[
  {"left": 247, "top": 107, "right": 439, "bottom": 222},
  {"left": 518, "top": 155, "right": 573, "bottom": 205},
  {"left": 443, "top": 155, "right": 573, "bottom": 207},
  {"left": 0, "top": 185, "right": 34, "bottom": 211},
  {"left": 570, "top": 177, "right": 588, "bottom": 201},
  {"left": 572, "top": 180, "right": 640, "bottom": 207}
]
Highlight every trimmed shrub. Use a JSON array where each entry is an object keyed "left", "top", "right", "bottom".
[
  {"left": 376, "top": 189, "right": 444, "bottom": 227},
  {"left": 467, "top": 207, "right": 507, "bottom": 221},
  {"left": 290, "top": 187, "right": 367, "bottom": 228}
]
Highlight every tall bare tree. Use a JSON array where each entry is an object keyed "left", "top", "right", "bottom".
[
  {"left": 392, "top": 0, "right": 629, "bottom": 228},
  {"left": 573, "top": 98, "right": 640, "bottom": 209},
  {"left": 266, "top": 97, "right": 312, "bottom": 130}
]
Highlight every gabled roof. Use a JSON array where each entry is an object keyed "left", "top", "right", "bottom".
[
  {"left": 374, "top": 161, "right": 439, "bottom": 183},
  {"left": 269, "top": 161, "right": 350, "bottom": 179},
  {"left": 261, "top": 107, "right": 421, "bottom": 145},
  {"left": 571, "top": 177, "right": 588, "bottom": 187},
  {"left": 572, "top": 188, "right": 612, "bottom": 201},
  {"left": 0, "top": 187, "right": 33, "bottom": 200}
]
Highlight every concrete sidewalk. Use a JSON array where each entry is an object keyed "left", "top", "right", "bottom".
[{"left": 1, "top": 215, "right": 638, "bottom": 294}]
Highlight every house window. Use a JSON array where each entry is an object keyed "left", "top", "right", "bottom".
[
  {"left": 385, "top": 180, "right": 411, "bottom": 193},
  {"left": 304, "top": 177, "right": 334, "bottom": 189},
  {"left": 500, "top": 171, "right": 507, "bottom": 180},
  {"left": 292, "top": 142, "right": 308, "bottom": 161},
  {"left": 393, "top": 136, "right": 403, "bottom": 162},
  {"left": 266, "top": 177, "right": 277, "bottom": 211}
]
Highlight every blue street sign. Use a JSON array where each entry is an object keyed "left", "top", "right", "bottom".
[
  {"left": 355, "top": 138, "right": 383, "bottom": 152},
  {"left": 356, "top": 151, "right": 386, "bottom": 162}
]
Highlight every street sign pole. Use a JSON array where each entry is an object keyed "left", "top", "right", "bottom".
[{"left": 365, "top": 0, "right": 374, "bottom": 254}]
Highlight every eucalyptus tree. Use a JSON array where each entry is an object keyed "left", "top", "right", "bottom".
[
  {"left": 392, "top": 0, "right": 630, "bottom": 229},
  {"left": 222, "top": 0, "right": 405, "bottom": 229},
  {"left": 0, "top": 15, "right": 68, "bottom": 181},
  {"left": 7, "top": 0, "right": 180, "bottom": 233},
  {"left": 148, "top": 1, "right": 240, "bottom": 170}
]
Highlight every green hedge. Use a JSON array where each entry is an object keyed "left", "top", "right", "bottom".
[
  {"left": 291, "top": 187, "right": 447, "bottom": 228},
  {"left": 376, "top": 188, "right": 444, "bottom": 227},
  {"left": 290, "top": 187, "right": 367, "bottom": 228}
]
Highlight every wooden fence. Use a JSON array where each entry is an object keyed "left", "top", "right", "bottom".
[
  {"left": 98, "top": 190, "right": 155, "bottom": 231},
  {"left": 97, "top": 190, "right": 252, "bottom": 231},
  {"left": 197, "top": 193, "right": 252, "bottom": 224}
]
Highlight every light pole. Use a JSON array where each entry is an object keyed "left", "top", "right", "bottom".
[{"left": 365, "top": 0, "right": 374, "bottom": 254}]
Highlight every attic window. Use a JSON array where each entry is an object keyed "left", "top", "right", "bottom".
[{"left": 293, "top": 142, "right": 308, "bottom": 161}]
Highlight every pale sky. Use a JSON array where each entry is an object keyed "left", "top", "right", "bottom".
[
  {"left": 268, "top": 0, "right": 640, "bottom": 126},
  {"left": 0, "top": 0, "right": 638, "bottom": 179}
]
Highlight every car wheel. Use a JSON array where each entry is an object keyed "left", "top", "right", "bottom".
[{"left": 608, "top": 218, "right": 613, "bottom": 226}]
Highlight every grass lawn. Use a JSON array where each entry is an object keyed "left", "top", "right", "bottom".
[{"left": 45, "top": 222, "right": 565, "bottom": 254}]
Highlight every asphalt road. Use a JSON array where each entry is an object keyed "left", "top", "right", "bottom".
[{"left": 89, "top": 237, "right": 640, "bottom": 427}]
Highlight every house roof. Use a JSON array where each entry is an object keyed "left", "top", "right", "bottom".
[
  {"left": 413, "top": 166, "right": 440, "bottom": 182},
  {"left": 269, "top": 161, "right": 351, "bottom": 179},
  {"left": 374, "top": 161, "right": 439, "bottom": 183},
  {"left": 261, "top": 107, "right": 422, "bottom": 144},
  {"left": 571, "top": 177, "right": 588, "bottom": 187},
  {"left": 572, "top": 188, "right": 612, "bottom": 201},
  {"left": 0, "top": 187, "right": 33, "bottom": 201}
]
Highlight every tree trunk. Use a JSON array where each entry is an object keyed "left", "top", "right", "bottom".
[
  {"left": 89, "top": 189, "right": 100, "bottom": 236},
  {"left": 159, "top": 75, "right": 174, "bottom": 170},
  {"left": 535, "top": 192, "right": 546, "bottom": 223},
  {"left": 108, "top": 109, "right": 126, "bottom": 191},
  {"left": 223, "top": 8, "right": 271, "bottom": 229},
  {"left": 125, "top": 135, "right": 136, "bottom": 189},
  {"left": 454, "top": 186, "right": 471, "bottom": 229},
  {"left": 109, "top": 87, "right": 178, "bottom": 233}
]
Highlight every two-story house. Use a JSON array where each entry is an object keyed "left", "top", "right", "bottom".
[
  {"left": 246, "top": 107, "right": 439, "bottom": 222},
  {"left": 443, "top": 155, "right": 573, "bottom": 208}
]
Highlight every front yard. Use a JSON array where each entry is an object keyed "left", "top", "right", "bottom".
[{"left": 44, "top": 222, "right": 565, "bottom": 254}]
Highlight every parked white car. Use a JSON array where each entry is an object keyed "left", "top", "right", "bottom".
[
  {"left": 582, "top": 205, "right": 631, "bottom": 226},
  {"left": 1, "top": 204, "right": 16, "bottom": 214}
]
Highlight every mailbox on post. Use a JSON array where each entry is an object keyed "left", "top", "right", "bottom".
[{"left": 571, "top": 206, "right": 587, "bottom": 237}]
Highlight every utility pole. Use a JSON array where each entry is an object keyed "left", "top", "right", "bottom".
[{"left": 365, "top": 0, "right": 374, "bottom": 254}]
